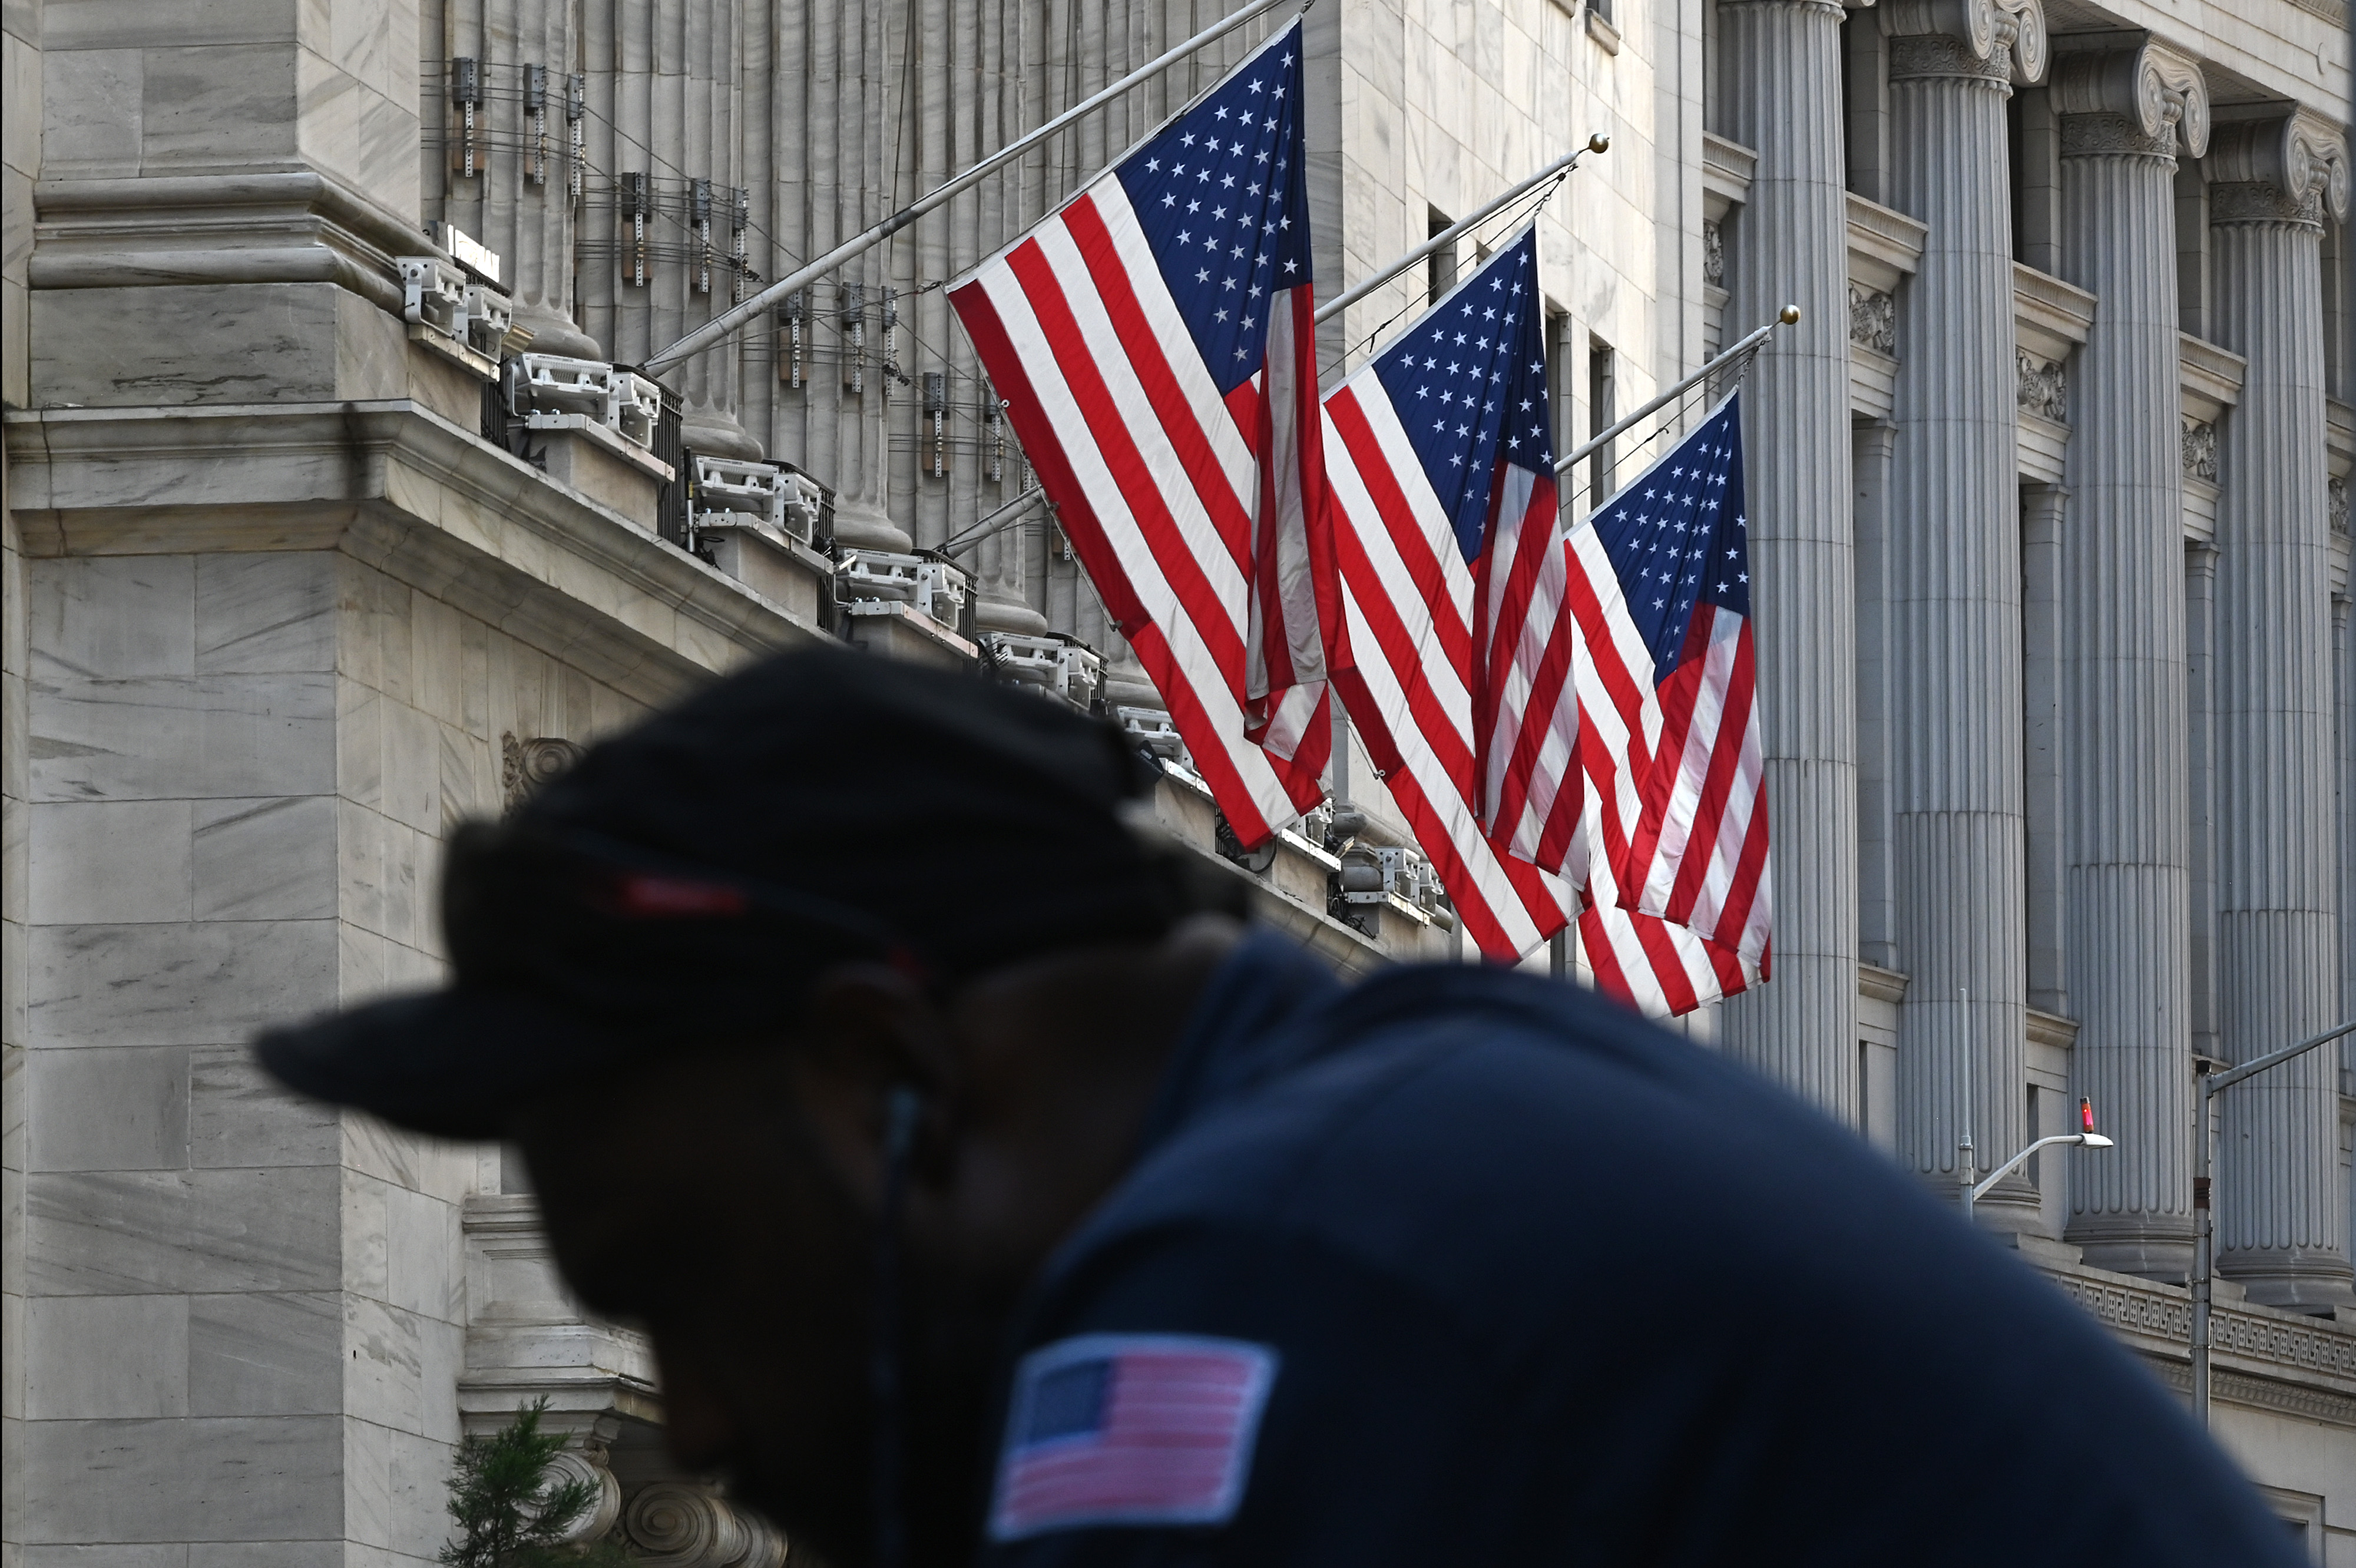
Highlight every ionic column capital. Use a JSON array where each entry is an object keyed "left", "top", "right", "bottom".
[
  {"left": 1882, "top": 0, "right": 2047, "bottom": 85},
  {"left": 2051, "top": 37, "right": 2209, "bottom": 160},
  {"left": 2207, "top": 107, "right": 2350, "bottom": 228}
]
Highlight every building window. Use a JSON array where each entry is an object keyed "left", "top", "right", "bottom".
[
  {"left": 1858, "top": 1040, "right": 1872, "bottom": 1137},
  {"left": 1588, "top": 339, "right": 1618, "bottom": 506},
  {"left": 2025, "top": 1084, "right": 2043, "bottom": 1186},
  {"left": 1427, "top": 207, "right": 1458, "bottom": 306}
]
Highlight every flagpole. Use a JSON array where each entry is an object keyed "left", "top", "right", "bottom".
[
  {"left": 641, "top": 0, "right": 1299, "bottom": 378},
  {"left": 1556, "top": 305, "right": 1801, "bottom": 476},
  {"left": 1312, "top": 133, "right": 1610, "bottom": 326}
]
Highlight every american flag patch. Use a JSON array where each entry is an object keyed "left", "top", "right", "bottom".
[{"left": 987, "top": 1334, "right": 1279, "bottom": 1541}]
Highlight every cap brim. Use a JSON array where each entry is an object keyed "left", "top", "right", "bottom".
[{"left": 254, "top": 984, "right": 633, "bottom": 1140}]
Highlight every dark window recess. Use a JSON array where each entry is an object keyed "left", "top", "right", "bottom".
[
  {"left": 1427, "top": 208, "right": 1458, "bottom": 306},
  {"left": 654, "top": 386, "right": 688, "bottom": 548}
]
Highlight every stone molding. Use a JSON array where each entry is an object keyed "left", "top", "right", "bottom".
[
  {"left": 2331, "top": 476, "right": 2350, "bottom": 535},
  {"left": 2206, "top": 108, "right": 2351, "bottom": 227},
  {"left": 30, "top": 172, "right": 435, "bottom": 316},
  {"left": 2050, "top": 38, "right": 2209, "bottom": 160},
  {"left": 2040, "top": 1265, "right": 2356, "bottom": 1404},
  {"left": 1704, "top": 222, "right": 1726, "bottom": 287},
  {"left": 1882, "top": 0, "right": 2047, "bottom": 83},
  {"left": 1714, "top": 0, "right": 1846, "bottom": 17},
  {"left": 2016, "top": 348, "right": 2066, "bottom": 422},
  {"left": 2, "top": 401, "right": 828, "bottom": 704}
]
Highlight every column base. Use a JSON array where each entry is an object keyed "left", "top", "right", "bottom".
[
  {"left": 975, "top": 585, "right": 1050, "bottom": 635},
  {"left": 680, "top": 411, "right": 765, "bottom": 462},
  {"left": 830, "top": 504, "right": 914, "bottom": 553},
  {"left": 2218, "top": 1248, "right": 2356, "bottom": 1314},
  {"left": 2067, "top": 1211, "right": 2195, "bottom": 1282},
  {"left": 1967, "top": 1174, "right": 2044, "bottom": 1238}
]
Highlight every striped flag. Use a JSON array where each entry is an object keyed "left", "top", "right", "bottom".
[
  {"left": 1322, "top": 229, "right": 1577, "bottom": 960},
  {"left": 988, "top": 1334, "right": 1278, "bottom": 1540},
  {"left": 949, "top": 22, "right": 1335, "bottom": 848},
  {"left": 1568, "top": 392, "right": 1770, "bottom": 1011}
]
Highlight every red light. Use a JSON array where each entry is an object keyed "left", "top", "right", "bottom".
[{"left": 2079, "top": 1097, "right": 2096, "bottom": 1134}]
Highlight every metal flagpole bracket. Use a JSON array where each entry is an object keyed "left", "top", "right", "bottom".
[
  {"left": 1558, "top": 303, "right": 1799, "bottom": 477},
  {"left": 642, "top": 0, "right": 1301, "bottom": 378}
]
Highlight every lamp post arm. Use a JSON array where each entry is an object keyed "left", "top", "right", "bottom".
[
  {"left": 2190, "top": 1013, "right": 2356, "bottom": 1429},
  {"left": 1970, "top": 1134, "right": 2097, "bottom": 1204},
  {"left": 2207, "top": 1017, "right": 2356, "bottom": 1093}
]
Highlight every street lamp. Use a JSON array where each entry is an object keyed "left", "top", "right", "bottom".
[
  {"left": 2189, "top": 1017, "right": 2356, "bottom": 1428},
  {"left": 1964, "top": 1096, "right": 2115, "bottom": 1222}
]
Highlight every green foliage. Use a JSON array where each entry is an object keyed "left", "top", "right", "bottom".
[{"left": 439, "top": 1398, "right": 637, "bottom": 1567}]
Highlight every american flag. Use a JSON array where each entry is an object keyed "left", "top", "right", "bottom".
[
  {"left": 1567, "top": 393, "right": 1769, "bottom": 1012},
  {"left": 988, "top": 1334, "right": 1278, "bottom": 1541},
  {"left": 1322, "top": 229, "right": 1578, "bottom": 960},
  {"left": 950, "top": 23, "right": 1335, "bottom": 848}
]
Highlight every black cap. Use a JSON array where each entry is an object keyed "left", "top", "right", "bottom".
[{"left": 256, "top": 644, "right": 1188, "bottom": 1138}]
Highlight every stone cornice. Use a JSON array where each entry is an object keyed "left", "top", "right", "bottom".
[
  {"left": 2050, "top": 37, "right": 2209, "bottom": 160},
  {"left": 2033, "top": 1256, "right": 2356, "bottom": 1425},
  {"left": 1882, "top": 0, "right": 2047, "bottom": 84},
  {"left": 29, "top": 171, "right": 435, "bottom": 314},
  {"left": 2206, "top": 107, "right": 2351, "bottom": 227},
  {"left": 3, "top": 401, "right": 828, "bottom": 703}
]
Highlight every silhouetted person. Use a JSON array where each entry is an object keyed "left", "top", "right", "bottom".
[{"left": 261, "top": 646, "right": 2302, "bottom": 1568}]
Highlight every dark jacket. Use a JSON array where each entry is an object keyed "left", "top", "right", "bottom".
[{"left": 978, "top": 931, "right": 2301, "bottom": 1567}]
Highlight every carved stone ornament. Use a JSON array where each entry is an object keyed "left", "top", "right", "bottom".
[
  {"left": 2016, "top": 349, "right": 2067, "bottom": 422},
  {"left": 1848, "top": 282, "right": 1897, "bottom": 353},
  {"left": 2331, "top": 475, "right": 2350, "bottom": 534},
  {"left": 544, "top": 1447, "right": 624, "bottom": 1544},
  {"left": 2182, "top": 418, "right": 2218, "bottom": 481},
  {"left": 2206, "top": 108, "right": 2352, "bottom": 227},
  {"left": 1703, "top": 220, "right": 1725, "bottom": 287},
  {"left": 1881, "top": 0, "right": 2047, "bottom": 84},
  {"left": 501, "top": 733, "right": 587, "bottom": 813},
  {"left": 623, "top": 1480, "right": 789, "bottom": 1568},
  {"left": 2050, "top": 37, "right": 2209, "bottom": 159}
]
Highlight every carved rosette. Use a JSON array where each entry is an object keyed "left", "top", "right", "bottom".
[
  {"left": 2050, "top": 37, "right": 2210, "bottom": 161},
  {"left": 2206, "top": 107, "right": 2352, "bottom": 229},
  {"left": 2016, "top": 349, "right": 2067, "bottom": 422},
  {"left": 1882, "top": 0, "right": 2047, "bottom": 84},
  {"left": 1848, "top": 282, "right": 1897, "bottom": 353},
  {"left": 501, "top": 732, "right": 587, "bottom": 813},
  {"left": 622, "top": 1481, "right": 789, "bottom": 1568},
  {"left": 2182, "top": 418, "right": 2219, "bottom": 481}
]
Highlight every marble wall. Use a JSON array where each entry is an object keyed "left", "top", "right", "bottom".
[{"left": 10, "top": 547, "right": 654, "bottom": 1564}]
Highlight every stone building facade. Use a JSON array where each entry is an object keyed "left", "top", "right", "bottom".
[{"left": 2, "top": 0, "right": 2354, "bottom": 1562}]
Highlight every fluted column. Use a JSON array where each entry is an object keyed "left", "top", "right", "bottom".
[
  {"left": 2049, "top": 38, "right": 2206, "bottom": 1279},
  {"left": 435, "top": 0, "right": 600, "bottom": 357},
  {"left": 2206, "top": 108, "right": 2354, "bottom": 1310},
  {"left": 1711, "top": 0, "right": 1860, "bottom": 1118},
  {"left": 577, "top": 0, "right": 758, "bottom": 458},
  {"left": 2340, "top": 597, "right": 2356, "bottom": 1094},
  {"left": 766, "top": 2, "right": 905, "bottom": 546},
  {"left": 1882, "top": 0, "right": 2044, "bottom": 1224}
]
